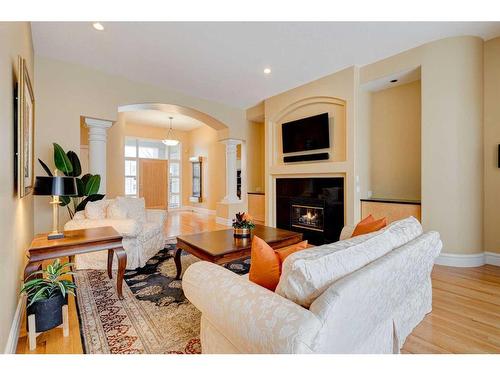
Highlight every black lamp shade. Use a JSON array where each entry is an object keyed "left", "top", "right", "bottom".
[{"left": 33, "top": 176, "right": 78, "bottom": 196}]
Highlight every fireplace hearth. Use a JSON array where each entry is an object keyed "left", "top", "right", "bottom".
[{"left": 276, "top": 177, "right": 344, "bottom": 245}]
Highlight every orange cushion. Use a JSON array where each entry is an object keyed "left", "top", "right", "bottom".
[
  {"left": 249, "top": 236, "right": 308, "bottom": 291},
  {"left": 351, "top": 217, "right": 387, "bottom": 237},
  {"left": 276, "top": 240, "right": 309, "bottom": 264}
]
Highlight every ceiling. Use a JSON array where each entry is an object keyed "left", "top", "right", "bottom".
[
  {"left": 122, "top": 110, "right": 205, "bottom": 131},
  {"left": 31, "top": 22, "right": 500, "bottom": 108}
]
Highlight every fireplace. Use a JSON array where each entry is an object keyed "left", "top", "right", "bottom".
[
  {"left": 291, "top": 204, "right": 324, "bottom": 232},
  {"left": 276, "top": 177, "right": 344, "bottom": 245}
]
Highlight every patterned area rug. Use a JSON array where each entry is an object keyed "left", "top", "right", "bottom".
[{"left": 75, "top": 243, "right": 250, "bottom": 354}]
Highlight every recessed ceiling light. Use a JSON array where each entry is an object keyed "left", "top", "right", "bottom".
[
  {"left": 390, "top": 79, "right": 398, "bottom": 83},
  {"left": 92, "top": 22, "right": 104, "bottom": 31},
  {"left": 263, "top": 68, "right": 271, "bottom": 75}
]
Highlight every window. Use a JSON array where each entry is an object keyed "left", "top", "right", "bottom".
[{"left": 124, "top": 137, "right": 181, "bottom": 208}]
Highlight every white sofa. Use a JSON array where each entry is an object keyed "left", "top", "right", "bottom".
[
  {"left": 64, "top": 197, "right": 166, "bottom": 270},
  {"left": 182, "top": 217, "right": 442, "bottom": 354}
]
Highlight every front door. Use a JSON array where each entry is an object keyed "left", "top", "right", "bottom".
[{"left": 139, "top": 158, "right": 168, "bottom": 209}]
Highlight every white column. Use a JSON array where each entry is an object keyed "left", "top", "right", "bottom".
[
  {"left": 221, "top": 139, "right": 241, "bottom": 203},
  {"left": 85, "top": 117, "right": 113, "bottom": 194}
]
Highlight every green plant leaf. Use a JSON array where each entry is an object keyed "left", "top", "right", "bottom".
[
  {"left": 66, "top": 151, "right": 82, "bottom": 177},
  {"left": 38, "top": 158, "right": 53, "bottom": 176},
  {"left": 84, "top": 175, "right": 101, "bottom": 195},
  {"left": 53, "top": 143, "right": 73, "bottom": 175},
  {"left": 27, "top": 286, "right": 50, "bottom": 307},
  {"left": 59, "top": 196, "right": 71, "bottom": 207},
  {"left": 81, "top": 173, "right": 91, "bottom": 187},
  {"left": 75, "top": 194, "right": 105, "bottom": 212},
  {"left": 76, "top": 178, "right": 85, "bottom": 197}
]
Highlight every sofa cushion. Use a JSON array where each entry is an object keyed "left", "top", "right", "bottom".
[
  {"left": 107, "top": 199, "right": 127, "bottom": 219},
  {"left": 84, "top": 199, "right": 110, "bottom": 220},
  {"left": 275, "top": 216, "right": 423, "bottom": 308},
  {"left": 116, "top": 196, "right": 147, "bottom": 223}
]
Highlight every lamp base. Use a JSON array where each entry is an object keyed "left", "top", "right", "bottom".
[{"left": 48, "top": 232, "right": 65, "bottom": 240}]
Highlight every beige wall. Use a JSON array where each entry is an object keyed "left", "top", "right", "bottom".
[
  {"left": 246, "top": 121, "right": 265, "bottom": 192},
  {"left": 185, "top": 126, "right": 226, "bottom": 211},
  {"left": 34, "top": 56, "right": 246, "bottom": 232},
  {"left": 264, "top": 66, "right": 356, "bottom": 226},
  {"left": 0, "top": 22, "right": 34, "bottom": 351},
  {"left": 360, "top": 36, "right": 484, "bottom": 255},
  {"left": 484, "top": 37, "right": 500, "bottom": 254},
  {"left": 370, "top": 80, "right": 421, "bottom": 200}
]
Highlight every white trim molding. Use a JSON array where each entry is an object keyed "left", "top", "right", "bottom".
[
  {"left": 4, "top": 297, "right": 24, "bottom": 354},
  {"left": 181, "top": 205, "right": 216, "bottom": 216},
  {"left": 216, "top": 216, "right": 233, "bottom": 226},
  {"left": 435, "top": 252, "right": 500, "bottom": 267}
]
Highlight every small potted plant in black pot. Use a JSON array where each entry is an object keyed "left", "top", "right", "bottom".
[
  {"left": 232, "top": 212, "right": 256, "bottom": 238},
  {"left": 21, "top": 259, "right": 76, "bottom": 333}
]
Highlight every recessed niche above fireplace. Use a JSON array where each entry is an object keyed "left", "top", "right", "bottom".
[{"left": 276, "top": 177, "right": 344, "bottom": 245}]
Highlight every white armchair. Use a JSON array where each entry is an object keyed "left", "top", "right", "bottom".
[{"left": 64, "top": 197, "right": 167, "bottom": 270}]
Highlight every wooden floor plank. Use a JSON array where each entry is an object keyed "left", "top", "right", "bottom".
[{"left": 16, "top": 211, "right": 500, "bottom": 354}]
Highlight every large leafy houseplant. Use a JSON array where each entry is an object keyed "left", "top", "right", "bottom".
[
  {"left": 21, "top": 259, "right": 76, "bottom": 332},
  {"left": 39, "top": 143, "right": 104, "bottom": 218}
]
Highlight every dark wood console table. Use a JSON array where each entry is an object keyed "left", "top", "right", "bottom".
[{"left": 24, "top": 227, "right": 126, "bottom": 299}]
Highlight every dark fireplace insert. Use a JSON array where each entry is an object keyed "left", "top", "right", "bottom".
[{"left": 276, "top": 177, "right": 344, "bottom": 245}]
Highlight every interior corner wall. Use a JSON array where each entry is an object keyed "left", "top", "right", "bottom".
[
  {"left": 34, "top": 56, "right": 246, "bottom": 233},
  {"left": 360, "top": 36, "right": 484, "bottom": 255},
  {"left": 246, "top": 121, "right": 265, "bottom": 193},
  {"left": 185, "top": 126, "right": 226, "bottom": 211},
  {"left": 484, "top": 36, "right": 500, "bottom": 254},
  {"left": 0, "top": 22, "right": 34, "bottom": 351},
  {"left": 370, "top": 80, "right": 421, "bottom": 200}
]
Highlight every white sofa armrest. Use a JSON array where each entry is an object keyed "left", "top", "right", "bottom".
[
  {"left": 64, "top": 218, "right": 142, "bottom": 237},
  {"left": 339, "top": 225, "right": 355, "bottom": 240},
  {"left": 146, "top": 209, "right": 167, "bottom": 225},
  {"left": 182, "top": 261, "right": 322, "bottom": 353}
]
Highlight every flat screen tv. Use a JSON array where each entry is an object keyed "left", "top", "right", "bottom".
[{"left": 282, "top": 113, "right": 330, "bottom": 153}]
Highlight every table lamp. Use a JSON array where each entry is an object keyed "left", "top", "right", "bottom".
[{"left": 34, "top": 176, "right": 77, "bottom": 240}]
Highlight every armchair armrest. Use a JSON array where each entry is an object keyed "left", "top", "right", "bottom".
[
  {"left": 182, "top": 261, "right": 322, "bottom": 353},
  {"left": 146, "top": 209, "right": 167, "bottom": 225}
]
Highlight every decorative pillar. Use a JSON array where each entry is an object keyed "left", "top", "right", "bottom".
[
  {"left": 221, "top": 139, "right": 242, "bottom": 203},
  {"left": 84, "top": 117, "right": 113, "bottom": 194}
]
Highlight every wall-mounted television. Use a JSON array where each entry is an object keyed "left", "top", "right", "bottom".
[{"left": 281, "top": 113, "right": 330, "bottom": 153}]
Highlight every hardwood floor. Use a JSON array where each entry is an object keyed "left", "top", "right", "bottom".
[{"left": 16, "top": 211, "right": 500, "bottom": 354}]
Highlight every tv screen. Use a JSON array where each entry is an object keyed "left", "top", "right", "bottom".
[{"left": 282, "top": 113, "right": 330, "bottom": 153}]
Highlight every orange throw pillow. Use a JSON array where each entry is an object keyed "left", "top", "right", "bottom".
[
  {"left": 249, "top": 236, "right": 308, "bottom": 291},
  {"left": 351, "top": 217, "right": 387, "bottom": 237},
  {"left": 276, "top": 240, "right": 309, "bottom": 265}
]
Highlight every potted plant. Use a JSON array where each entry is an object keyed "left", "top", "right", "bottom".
[
  {"left": 20, "top": 259, "right": 76, "bottom": 333},
  {"left": 232, "top": 212, "right": 256, "bottom": 238},
  {"left": 38, "top": 143, "right": 105, "bottom": 219}
]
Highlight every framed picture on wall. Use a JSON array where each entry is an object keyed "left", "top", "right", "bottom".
[
  {"left": 16, "top": 56, "right": 35, "bottom": 198},
  {"left": 189, "top": 156, "right": 202, "bottom": 203}
]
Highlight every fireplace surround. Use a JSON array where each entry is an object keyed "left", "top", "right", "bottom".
[{"left": 276, "top": 177, "right": 344, "bottom": 245}]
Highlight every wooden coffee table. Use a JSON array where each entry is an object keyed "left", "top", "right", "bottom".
[{"left": 174, "top": 225, "right": 303, "bottom": 279}]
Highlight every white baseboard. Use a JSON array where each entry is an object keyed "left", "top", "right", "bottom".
[
  {"left": 181, "top": 205, "right": 216, "bottom": 216},
  {"left": 435, "top": 251, "right": 500, "bottom": 267},
  {"left": 485, "top": 252, "right": 500, "bottom": 266},
  {"left": 216, "top": 217, "right": 233, "bottom": 226},
  {"left": 4, "top": 296, "right": 24, "bottom": 354}
]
